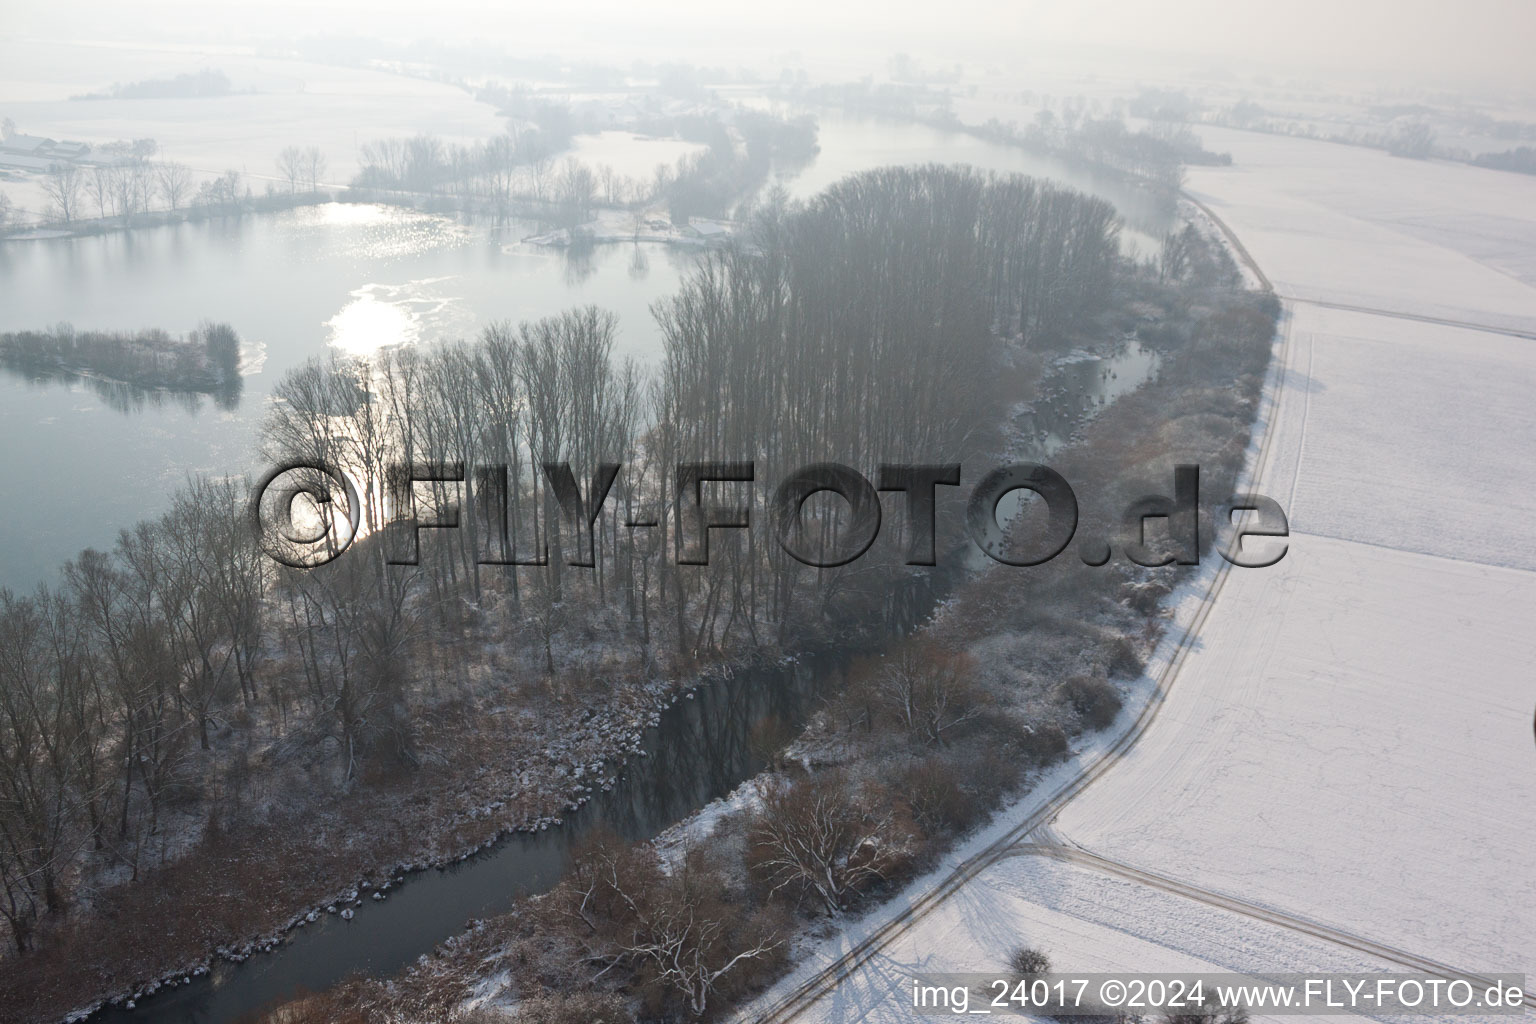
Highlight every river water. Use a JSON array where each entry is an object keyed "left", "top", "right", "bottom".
[
  {"left": 0, "top": 112, "right": 1171, "bottom": 1022},
  {"left": 0, "top": 112, "right": 1171, "bottom": 592}
]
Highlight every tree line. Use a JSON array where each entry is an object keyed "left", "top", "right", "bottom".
[
  {"left": 349, "top": 105, "right": 819, "bottom": 227},
  {"left": 39, "top": 160, "right": 244, "bottom": 226},
  {"left": 0, "top": 321, "right": 240, "bottom": 391}
]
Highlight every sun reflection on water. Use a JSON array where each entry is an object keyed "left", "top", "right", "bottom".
[
  {"left": 324, "top": 278, "right": 472, "bottom": 356},
  {"left": 284, "top": 203, "right": 472, "bottom": 263}
]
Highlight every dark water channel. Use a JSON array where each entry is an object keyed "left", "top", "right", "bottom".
[{"left": 91, "top": 576, "right": 944, "bottom": 1024}]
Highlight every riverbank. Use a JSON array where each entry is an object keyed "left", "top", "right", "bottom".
[
  {"left": 6, "top": 537, "right": 944, "bottom": 1022},
  {"left": 3, "top": 651, "right": 731, "bottom": 1022},
  {"left": 0, "top": 185, "right": 730, "bottom": 256}
]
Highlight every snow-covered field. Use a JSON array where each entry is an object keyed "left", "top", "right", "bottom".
[
  {"left": 1057, "top": 130, "right": 1536, "bottom": 975},
  {"left": 769, "top": 852, "right": 1412, "bottom": 1024},
  {"left": 1263, "top": 307, "right": 1536, "bottom": 570},
  {"left": 1188, "top": 128, "right": 1536, "bottom": 330},
  {"left": 1058, "top": 528, "right": 1536, "bottom": 971},
  {"left": 0, "top": 38, "right": 505, "bottom": 218},
  {"left": 751, "top": 125, "right": 1536, "bottom": 1022}
]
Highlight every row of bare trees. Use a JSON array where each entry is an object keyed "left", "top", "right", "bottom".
[
  {"left": 649, "top": 166, "right": 1119, "bottom": 640},
  {"left": 353, "top": 127, "right": 663, "bottom": 227},
  {"left": 40, "top": 161, "right": 239, "bottom": 225},
  {"left": 0, "top": 479, "right": 265, "bottom": 953},
  {"left": 274, "top": 146, "right": 329, "bottom": 193},
  {"left": 352, "top": 105, "right": 819, "bottom": 227}
]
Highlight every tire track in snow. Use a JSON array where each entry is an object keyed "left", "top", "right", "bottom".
[
  {"left": 1280, "top": 297, "right": 1536, "bottom": 342},
  {"left": 997, "top": 844, "right": 1536, "bottom": 1005}
]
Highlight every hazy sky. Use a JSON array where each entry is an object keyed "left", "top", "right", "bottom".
[{"left": 6, "top": 0, "right": 1535, "bottom": 91}]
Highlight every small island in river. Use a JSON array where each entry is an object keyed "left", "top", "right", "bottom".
[{"left": 0, "top": 321, "right": 243, "bottom": 409}]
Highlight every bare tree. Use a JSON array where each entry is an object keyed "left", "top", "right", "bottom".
[
  {"left": 1009, "top": 946, "right": 1052, "bottom": 977},
  {"left": 40, "top": 165, "right": 81, "bottom": 224},
  {"left": 869, "top": 643, "right": 987, "bottom": 746},
  {"left": 301, "top": 146, "right": 327, "bottom": 192},
  {"left": 86, "top": 165, "right": 112, "bottom": 220},
  {"left": 566, "top": 834, "right": 782, "bottom": 1017},
  {"left": 358, "top": 137, "right": 409, "bottom": 187},
  {"left": 128, "top": 160, "right": 155, "bottom": 217},
  {"left": 749, "top": 772, "right": 913, "bottom": 915},
  {"left": 107, "top": 162, "right": 147, "bottom": 220},
  {"left": 275, "top": 145, "right": 304, "bottom": 194},
  {"left": 0, "top": 593, "right": 72, "bottom": 952},
  {"left": 196, "top": 169, "right": 244, "bottom": 208},
  {"left": 597, "top": 161, "right": 616, "bottom": 204},
  {"left": 157, "top": 162, "right": 193, "bottom": 210},
  {"left": 404, "top": 134, "right": 444, "bottom": 192},
  {"left": 279, "top": 550, "right": 420, "bottom": 785},
  {"left": 557, "top": 158, "right": 597, "bottom": 227}
]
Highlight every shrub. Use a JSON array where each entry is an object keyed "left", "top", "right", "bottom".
[
  {"left": 748, "top": 772, "right": 915, "bottom": 914},
  {"left": 1106, "top": 636, "right": 1143, "bottom": 679},
  {"left": 900, "top": 755, "right": 978, "bottom": 836},
  {"left": 1125, "top": 578, "right": 1172, "bottom": 615},
  {"left": 1019, "top": 722, "right": 1069, "bottom": 766},
  {"left": 1009, "top": 946, "right": 1052, "bottom": 977},
  {"left": 1059, "top": 675, "right": 1123, "bottom": 730}
]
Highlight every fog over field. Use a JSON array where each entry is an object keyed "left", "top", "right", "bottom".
[
  {"left": 0, "top": 4, "right": 1532, "bottom": 1024},
  {"left": 8, "top": 0, "right": 1536, "bottom": 85}
]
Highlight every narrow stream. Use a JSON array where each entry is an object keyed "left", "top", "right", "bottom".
[{"left": 90, "top": 577, "right": 942, "bottom": 1024}]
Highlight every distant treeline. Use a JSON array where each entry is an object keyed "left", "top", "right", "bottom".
[
  {"left": 0, "top": 322, "right": 241, "bottom": 394},
  {"left": 775, "top": 79, "right": 1225, "bottom": 191},
  {"left": 971, "top": 114, "right": 1231, "bottom": 190},
  {"left": 349, "top": 105, "right": 818, "bottom": 225},
  {"left": 1473, "top": 147, "right": 1536, "bottom": 175},
  {"left": 71, "top": 69, "right": 234, "bottom": 101}
]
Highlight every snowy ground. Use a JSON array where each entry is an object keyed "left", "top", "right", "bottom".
[
  {"left": 1060, "top": 129, "right": 1536, "bottom": 975},
  {"left": 1187, "top": 128, "right": 1536, "bottom": 331},
  {"left": 767, "top": 852, "right": 1425, "bottom": 1024},
  {"left": 0, "top": 38, "right": 505, "bottom": 219},
  {"left": 0, "top": 40, "right": 703, "bottom": 225},
  {"left": 745, "top": 126, "right": 1536, "bottom": 1022}
]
